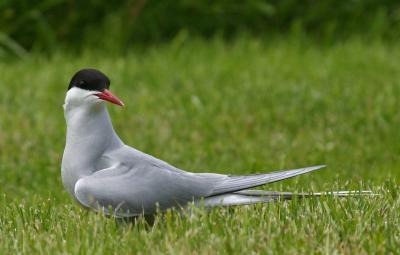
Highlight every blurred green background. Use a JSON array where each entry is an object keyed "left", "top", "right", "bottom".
[{"left": 1, "top": 0, "right": 400, "bottom": 57}]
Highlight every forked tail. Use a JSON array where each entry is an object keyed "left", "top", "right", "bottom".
[{"left": 201, "top": 190, "right": 374, "bottom": 207}]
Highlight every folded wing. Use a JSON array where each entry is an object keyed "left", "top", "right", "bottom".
[
  {"left": 74, "top": 164, "right": 325, "bottom": 217},
  {"left": 209, "top": 165, "right": 325, "bottom": 195}
]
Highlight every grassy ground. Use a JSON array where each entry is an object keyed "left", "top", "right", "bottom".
[{"left": 0, "top": 37, "right": 399, "bottom": 254}]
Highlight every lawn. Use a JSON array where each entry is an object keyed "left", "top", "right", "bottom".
[{"left": 0, "top": 37, "right": 399, "bottom": 254}]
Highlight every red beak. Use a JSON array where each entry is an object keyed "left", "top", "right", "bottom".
[{"left": 95, "top": 89, "right": 124, "bottom": 107}]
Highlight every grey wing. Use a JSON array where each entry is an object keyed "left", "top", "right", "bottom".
[
  {"left": 209, "top": 165, "right": 325, "bottom": 195},
  {"left": 116, "top": 146, "right": 326, "bottom": 196},
  {"left": 74, "top": 158, "right": 325, "bottom": 216},
  {"left": 74, "top": 163, "right": 224, "bottom": 217}
]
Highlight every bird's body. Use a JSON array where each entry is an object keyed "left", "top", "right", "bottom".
[{"left": 62, "top": 69, "right": 368, "bottom": 217}]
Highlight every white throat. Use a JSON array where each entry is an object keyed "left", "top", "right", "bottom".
[{"left": 61, "top": 88, "right": 123, "bottom": 195}]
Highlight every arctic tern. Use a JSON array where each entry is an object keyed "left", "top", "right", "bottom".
[{"left": 62, "top": 69, "right": 367, "bottom": 217}]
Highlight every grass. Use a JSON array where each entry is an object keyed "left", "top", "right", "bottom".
[{"left": 0, "top": 37, "right": 399, "bottom": 254}]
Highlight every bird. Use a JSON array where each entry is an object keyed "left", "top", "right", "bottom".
[{"left": 62, "top": 68, "right": 369, "bottom": 218}]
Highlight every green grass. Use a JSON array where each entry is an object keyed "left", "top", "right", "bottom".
[{"left": 0, "top": 37, "right": 399, "bottom": 254}]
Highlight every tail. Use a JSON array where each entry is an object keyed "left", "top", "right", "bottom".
[
  {"left": 201, "top": 165, "right": 374, "bottom": 207},
  {"left": 201, "top": 190, "right": 374, "bottom": 207}
]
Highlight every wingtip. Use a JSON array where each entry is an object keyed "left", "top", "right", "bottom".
[{"left": 308, "top": 165, "right": 327, "bottom": 171}]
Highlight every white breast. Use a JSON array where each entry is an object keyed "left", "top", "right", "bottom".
[{"left": 61, "top": 88, "right": 123, "bottom": 196}]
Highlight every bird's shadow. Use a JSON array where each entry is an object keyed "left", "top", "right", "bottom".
[
  {"left": 112, "top": 205, "right": 235, "bottom": 229},
  {"left": 115, "top": 214, "right": 156, "bottom": 227}
]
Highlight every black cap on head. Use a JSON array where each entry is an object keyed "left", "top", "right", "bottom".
[{"left": 68, "top": 69, "right": 110, "bottom": 91}]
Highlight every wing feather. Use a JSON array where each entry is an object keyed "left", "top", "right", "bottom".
[{"left": 210, "top": 165, "right": 325, "bottom": 195}]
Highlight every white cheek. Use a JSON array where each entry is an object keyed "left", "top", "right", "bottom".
[
  {"left": 89, "top": 96, "right": 103, "bottom": 105},
  {"left": 64, "top": 88, "right": 104, "bottom": 110}
]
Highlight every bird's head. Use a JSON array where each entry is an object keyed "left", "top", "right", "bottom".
[{"left": 65, "top": 69, "right": 124, "bottom": 110}]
